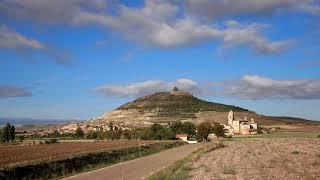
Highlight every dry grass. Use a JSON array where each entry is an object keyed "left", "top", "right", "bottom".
[{"left": 191, "top": 138, "right": 320, "bottom": 180}]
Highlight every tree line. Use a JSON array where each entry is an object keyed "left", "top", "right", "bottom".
[
  {"left": 67, "top": 121, "right": 224, "bottom": 142},
  {"left": 1, "top": 121, "right": 225, "bottom": 143}
]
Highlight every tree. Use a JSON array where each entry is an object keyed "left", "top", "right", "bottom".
[
  {"left": 0, "top": 128, "right": 3, "bottom": 142},
  {"left": 10, "top": 125, "right": 15, "bottom": 142},
  {"left": 182, "top": 122, "right": 196, "bottom": 136},
  {"left": 211, "top": 122, "right": 225, "bottom": 138},
  {"left": 52, "top": 130, "right": 60, "bottom": 138},
  {"left": 108, "top": 122, "right": 114, "bottom": 131},
  {"left": 196, "top": 122, "right": 211, "bottom": 142},
  {"left": 74, "top": 127, "right": 84, "bottom": 138},
  {"left": 86, "top": 131, "right": 99, "bottom": 139},
  {"left": 1, "top": 123, "right": 15, "bottom": 142},
  {"left": 170, "top": 121, "right": 195, "bottom": 136},
  {"left": 170, "top": 122, "right": 184, "bottom": 134}
]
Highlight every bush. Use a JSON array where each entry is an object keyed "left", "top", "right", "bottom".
[
  {"left": 44, "top": 139, "right": 58, "bottom": 144},
  {"left": 17, "top": 136, "right": 24, "bottom": 142},
  {"left": 317, "top": 134, "right": 320, "bottom": 138},
  {"left": 73, "top": 127, "right": 84, "bottom": 138},
  {"left": 211, "top": 122, "right": 225, "bottom": 138},
  {"left": 222, "top": 165, "right": 236, "bottom": 174},
  {"left": 196, "top": 122, "right": 212, "bottom": 142},
  {"left": 86, "top": 131, "right": 99, "bottom": 139}
]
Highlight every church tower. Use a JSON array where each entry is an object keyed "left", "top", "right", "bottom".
[{"left": 228, "top": 110, "right": 234, "bottom": 125}]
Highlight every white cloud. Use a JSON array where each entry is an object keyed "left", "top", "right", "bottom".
[
  {"left": 94, "top": 75, "right": 320, "bottom": 100},
  {"left": 2, "top": 0, "right": 317, "bottom": 54},
  {"left": 217, "top": 75, "right": 320, "bottom": 99},
  {"left": 185, "top": 0, "right": 319, "bottom": 19},
  {"left": 0, "top": 0, "right": 106, "bottom": 24},
  {"left": 0, "top": 25, "right": 71, "bottom": 65},
  {"left": 0, "top": 25, "right": 45, "bottom": 50},
  {"left": 93, "top": 79, "right": 201, "bottom": 98}
]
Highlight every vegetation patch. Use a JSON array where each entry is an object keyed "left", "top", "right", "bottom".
[
  {"left": 149, "top": 142, "right": 226, "bottom": 180},
  {"left": 0, "top": 141, "right": 184, "bottom": 180},
  {"left": 222, "top": 165, "right": 237, "bottom": 174},
  {"left": 291, "top": 151, "right": 300, "bottom": 155}
]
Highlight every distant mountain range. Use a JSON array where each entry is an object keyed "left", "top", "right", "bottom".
[{"left": 0, "top": 118, "right": 82, "bottom": 126}]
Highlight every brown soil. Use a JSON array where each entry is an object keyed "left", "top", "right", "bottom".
[
  {"left": 0, "top": 141, "right": 155, "bottom": 168},
  {"left": 64, "top": 143, "right": 205, "bottom": 180},
  {"left": 191, "top": 138, "right": 320, "bottom": 180}
]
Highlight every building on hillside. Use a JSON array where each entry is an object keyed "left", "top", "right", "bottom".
[
  {"left": 170, "top": 87, "right": 191, "bottom": 96},
  {"left": 224, "top": 110, "right": 258, "bottom": 135}
]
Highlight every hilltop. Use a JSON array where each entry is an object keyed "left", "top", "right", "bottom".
[
  {"left": 117, "top": 92, "right": 248, "bottom": 117},
  {"left": 87, "top": 89, "right": 250, "bottom": 128}
]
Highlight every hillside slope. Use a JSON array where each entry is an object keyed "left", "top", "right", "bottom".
[
  {"left": 83, "top": 91, "right": 320, "bottom": 131},
  {"left": 88, "top": 91, "right": 248, "bottom": 127},
  {"left": 117, "top": 92, "right": 247, "bottom": 117}
]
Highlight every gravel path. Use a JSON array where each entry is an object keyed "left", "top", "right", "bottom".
[{"left": 64, "top": 143, "right": 205, "bottom": 180}]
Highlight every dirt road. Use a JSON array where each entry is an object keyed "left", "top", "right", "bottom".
[{"left": 64, "top": 143, "right": 204, "bottom": 180}]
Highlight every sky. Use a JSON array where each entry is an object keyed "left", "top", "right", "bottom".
[{"left": 0, "top": 0, "right": 320, "bottom": 121}]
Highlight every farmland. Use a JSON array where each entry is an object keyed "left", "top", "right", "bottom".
[
  {"left": 0, "top": 141, "right": 159, "bottom": 168},
  {"left": 0, "top": 140, "right": 184, "bottom": 179},
  {"left": 191, "top": 138, "right": 320, "bottom": 180}
]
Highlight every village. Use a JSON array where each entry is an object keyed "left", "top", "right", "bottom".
[{"left": 21, "top": 109, "right": 259, "bottom": 142}]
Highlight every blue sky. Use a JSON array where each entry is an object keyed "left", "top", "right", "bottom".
[{"left": 0, "top": 0, "right": 320, "bottom": 120}]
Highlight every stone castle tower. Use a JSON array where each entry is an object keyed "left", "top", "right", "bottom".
[{"left": 228, "top": 110, "right": 234, "bottom": 125}]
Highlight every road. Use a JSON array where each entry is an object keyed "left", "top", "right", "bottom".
[{"left": 64, "top": 143, "right": 204, "bottom": 180}]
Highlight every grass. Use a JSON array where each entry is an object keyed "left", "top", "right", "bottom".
[
  {"left": 291, "top": 151, "right": 300, "bottom": 155},
  {"left": 222, "top": 165, "right": 236, "bottom": 174},
  {"left": 232, "top": 130, "right": 320, "bottom": 139},
  {"left": 149, "top": 142, "right": 226, "bottom": 180},
  {"left": 0, "top": 141, "right": 184, "bottom": 180}
]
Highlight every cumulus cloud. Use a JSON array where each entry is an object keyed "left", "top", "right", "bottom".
[
  {"left": 0, "top": 25, "right": 71, "bottom": 65},
  {"left": 217, "top": 75, "right": 320, "bottom": 99},
  {"left": 0, "top": 0, "right": 302, "bottom": 55},
  {"left": 94, "top": 75, "right": 320, "bottom": 100},
  {"left": 0, "top": 0, "right": 106, "bottom": 24},
  {"left": 72, "top": 2, "right": 293, "bottom": 54},
  {"left": 93, "top": 79, "right": 203, "bottom": 98},
  {"left": 0, "top": 86, "right": 32, "bottom": 98}
]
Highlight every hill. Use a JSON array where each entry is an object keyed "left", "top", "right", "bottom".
[
  {"left": 88, "top": 90, "right": 249, "bottom": 128},
  {"left": 82, "top": 90, "right": 320, "bottom": 131},
  {"left": 117, "top": 92, "right": 248, "bottom": 118}
]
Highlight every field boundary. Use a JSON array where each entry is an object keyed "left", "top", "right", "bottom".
[
  {"left": 149, "top": 142, "right": 226, "bottom": 180},
  {"left": 0, "top": 141, "right": 184, "bottom": 179}
]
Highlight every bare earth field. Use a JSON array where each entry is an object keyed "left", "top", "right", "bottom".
[
  {"left": 191, "top": 138, "right": 320, "bottom": 180},
  {"left": 0, "top": 141, "right": 154, "bottom": 168}
]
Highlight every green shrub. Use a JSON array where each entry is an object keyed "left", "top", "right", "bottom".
[{"left": 44, "top": 139, "right": 58, "bottom": 144}]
